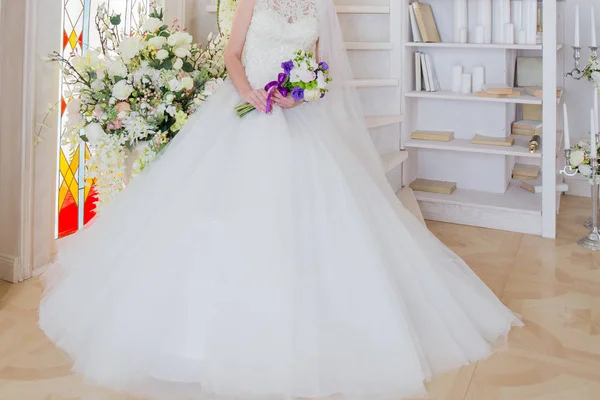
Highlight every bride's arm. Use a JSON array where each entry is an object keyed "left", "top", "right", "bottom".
[{"left": 224, "top": 0, "right": 268, "bottom": 113}]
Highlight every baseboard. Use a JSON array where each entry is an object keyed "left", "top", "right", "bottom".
[
  {"left": 565, "top": 175, "right": 591, "bottom": 198},
  {"left": 0, "top": 253, "right": 19, "bottom": 283}
]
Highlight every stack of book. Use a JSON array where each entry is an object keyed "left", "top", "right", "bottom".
[
  {"left": 512, "top": 163, "right": 540, "bottom": 180},
  {"left": 475, "top": 84, "right": 520, "bottom": 98},
  {"left": 511, "top": 120, "right": 542, "bottom": 136},
  {"left": 408, "top": 2, "right": 441, "bottom": 43},
  {"left": 415, "top": 52, "right": 440, "bottom": 92}
]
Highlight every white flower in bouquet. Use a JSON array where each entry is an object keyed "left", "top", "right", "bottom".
[
  {"left": 120, "top": 36, "right": 145, "bottom": 60},
  {"left": 579, "top": 163, "right": 593, "bottom": 177},
  {"left": 168, "top": 31, "right": 193, "bottom": 48},
  {"left": 181, "top": 76, "right": 194, "bottom": 91},
  {"left": 166, "top": 105, "right": 177, "bottom": 116},
  {"left": 156, "top": 49, "right": 170, "bottom": 60},
  {"left": 592, "top": 71, "right": 600, "bottom": 86},
  {"left": 66, "top": 99, "right": 84, "bottom": 129},
  {"left": 85, "top": 122, "right": 107, "bottom": 145},
  {"left": 304, "top": 89, "right": 321, "bottom": 101},
  {"left": 148, "top": 36, "right": 167, "bottom": 49},
  {"left": 570, "top": 149, "right": 585, "bottom": 167},
  {"left": 112, "top": 80, "right": 134, "bottom": 100},
  {"left": 173, "top": 58, "right": 184, "bottom": 70},
  {"left": 300, "top": 70, "right": 316, "bottom": 83},
  {"left": 202, "top": 78, "right": 224, "bottom": 96},
  {"left": 142, "top": 17, "right": 163, "bottom": 33},
  {"left": 108, "top": 59, "right": 128, "bottom": 79},
  {"left": 316, "top": 71, "right": 327, "bottom": 89},
  {"left": 174, "top": 46, "right": 191, "bottom": 59}
]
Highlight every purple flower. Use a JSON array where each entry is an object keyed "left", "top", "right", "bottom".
[
  {"left": 291, "top": 87, "right": 305, "bottom": 101},
  {"left": 281, "top": 60, "right": 294, "bottom": 75},
  {"left": 318, "top": 62, "right": 329, "bottom": 72}
]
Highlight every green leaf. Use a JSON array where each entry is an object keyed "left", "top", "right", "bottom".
[
  {"left": 161, "top": 58, "right": 173, "bottom": 70},
  {"left": 80, "top": 134, "right": 89, "bottom": 143},
  {"left": 182, "top": 62, "right": 194, "bottom": 73},
  {"left": 160, "top": 25, "right": 169, "bottom": 31},
  {"left": 113, "top": 76, "right": 125, "bottom": 83},
  {"left": 110, "top": 14, "right": 122, "bottom": 26}
]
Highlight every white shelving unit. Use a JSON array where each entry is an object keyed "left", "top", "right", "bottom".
[{"left": 401, "top": 0, "right": 564, "bottom": 238}]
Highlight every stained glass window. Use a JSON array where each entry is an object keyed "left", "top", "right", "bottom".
[{"left": 57, "top": 0, "right": 150, "bottom": 238}]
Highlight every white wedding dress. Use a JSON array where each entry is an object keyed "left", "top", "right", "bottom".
[{"left": 39, "top": 0, "right": 522, "bottom": 399}]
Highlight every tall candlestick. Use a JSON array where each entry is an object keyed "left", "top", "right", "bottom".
[
  {"left": 593, "top": 7, "right": 598, "bottom": 47},
  {"left": 575, "top": 5, "right": 580, "bottom": 47},
  {"left": 564, "top": 103, "right": 571, "bottom": 149},
  {"left": 591, "top": 109, "right": 597, "bottom": 159},
  {"left": 595, "top": 88, "right": 599, "bottom": 133}
]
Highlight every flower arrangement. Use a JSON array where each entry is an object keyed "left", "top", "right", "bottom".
[
  {"left": 569, "top": 140, "right": 600, "bottom": 179},
  {"left": 585, "top": 56, "right": 600, "bottom": 93},
  {"left": 53, "top": 3, "right": 226, "bottom": 209},
  {"left": 235, "top": 50, "right": 331, "bottom": 117},
  {"left": 217, "top": 0, "right": 238, "bottom": 37}
]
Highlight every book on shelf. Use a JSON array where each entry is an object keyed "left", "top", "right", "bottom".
[
  {"left": 416, "top": 52, "right": 439, "bottom": 92},
  {"left": 408, "top": 4, "right": 423, "bottom": 42},
  {"left": 523, "top": 86, "right": 563, "bottom": 98},
  {"left": 511, "top": 120, "right": 542, "bottom": 136},
  {"left": 411, "top": 130, "right": 454, "bottom": 141},
  {"left": 412, "top": 2, "right": 441, "bottom": 43},
  {"left": 471, "top": 134, "right": 514, "bottom": 147},
  {"left": 520, "top": 179, "right": 542, "bottom": 193},
  {"left": 415, "top": 52, "right": 422, "bottom": 92},
  {"left": 409, "top": 178, "right": 456, "bottom": 195},
  {"left": 523, "top": 104, "right": 542, "bottom": 121},
  {"left": 481, "top": 84, "right": 514, "bottom": 95},
  {"left": 512, "top": 163, "right": 540, "bottom": 180},
  {"left": 475, "top": 91, "right": 519, "bottom": 99}
]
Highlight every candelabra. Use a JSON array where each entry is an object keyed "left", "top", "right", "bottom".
[
  {"left": 578, "top": 157, "right": 600, "bottom": 250},
  {"left": 565, "top": 46, "right": 597, "bottom": 80}
]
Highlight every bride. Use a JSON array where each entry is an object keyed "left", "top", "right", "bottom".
[{"left": 39, "top": 0, "right": 522, "bottom": 399}]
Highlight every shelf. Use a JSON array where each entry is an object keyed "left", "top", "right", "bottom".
[
  {"left": 381, "top": 150, "right": 408, "bottom": 174},
  {"left": 405, "top": 42, "right": 564, "bottom": 51},
  {"left": 404, "top": 90, "right": 542, "bottom": 105},
  {"left": 414, "top": 181, "right": 541, "bottom": 215},
  {"left": 404, "top": 137, "right": 541, "bottom": 158},
  {"left": 366, "top": 114, "right": 404, "bottom": 129},
  {"left": 205, "top": 5, "right": 389, "bottom": 14},
  {"left": 346, "top": 42, "right": 394, "bottom": 51},
  {"left": 353, "top": 79, "right": 399, "bottom": 88}
]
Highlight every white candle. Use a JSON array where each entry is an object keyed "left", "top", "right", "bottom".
[
  {"left": 461, "top": 73, "right": 472, "bottom": 94},
  {"left": 563, "top": 103, "right": 570, "bottom": 149},
  {"left": 575, "top": 5, "right": 580, "bottom": 47},
  {"left": 595, "top": 88, "right": 599, "bottom": 133},
  {"left": 591, "top": 109, "right": 597, "bottom": 159},
  {"left": 592, "top": 7, "right": 597, "bottom": 47}
]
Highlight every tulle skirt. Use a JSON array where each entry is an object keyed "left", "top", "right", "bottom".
[{"left": 39, "top": 81, "right": 522, "bottom": 400}]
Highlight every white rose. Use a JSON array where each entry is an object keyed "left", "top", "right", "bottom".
[
  {"left": 570, "top": 149, "right": 585, "bottom": 167},
  {"left": 155, "top": 49, "right": 169, "bottom": 60},
  {"left": 84, "top": 123, "right": 106, "bottom": 145},
  {"left": 181, "top": 76, "right": 194, "bottom": 90},
  {"left": 147, "top": 36, "right": 167, "bottom": 49},
  {"left": 579, "top": 163, "right": 593, "bottom": 177},
  {"left": 119, "top": 36, "right": 144, "bottom": 60},
  {"left": 168, "top": 79, "right": 183, "bottom": 92},
  {"left": 289, "top": 68, "right": 301, "bottom": 83},
  {"left": 112, "top": 80, "right": 134, "bottom": 100},
  {"left": 166, "top": 105, "right": 177, "bottom": 116},
  {"left": 174, "top": 46, "right": 191, "bottom": 58},
  {"left": 173, "top": 58, "right": 184, "bottom": 70},
  {"left": 91, "top": 79, "right": 106, "bottom": 91},
  {"left": 299, "top": 70, "right": 316, "bottom": 83},
  {"left": 167, "top": 31, "right": 193, "bottom": 48},
  {"left": 107, "top": 59, "right": 128, "bottom": 79},
  {"left": 303, "top": 89, "right": 321, "bottom": 101},
  {"left": 142, "top": 17, "right": 163, "bottom": 33},
  {"left": 165, "top": 93, "right": 175, "bottom": 103}
]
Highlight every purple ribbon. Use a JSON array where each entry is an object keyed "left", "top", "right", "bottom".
[{"left": 264, "top": 73, "right": 289, "bottom": 113}]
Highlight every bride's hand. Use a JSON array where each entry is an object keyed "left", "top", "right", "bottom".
[
  {"left": 243, "top": 89, "right": 269, "bottom": 113},
  {"left": 273, "top": 92, "right": 303, "bottom": 109}
]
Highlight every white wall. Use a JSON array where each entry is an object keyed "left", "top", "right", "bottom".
[{"left": 563, "top": 0, "right": 599, "bottom": 141}]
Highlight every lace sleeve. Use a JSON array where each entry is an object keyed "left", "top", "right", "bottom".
[{"left": 255, "top": 0, "right": 317, "bottom": 23}]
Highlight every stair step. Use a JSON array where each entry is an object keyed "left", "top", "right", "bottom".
[
  {"left": 366, "top": 115, "right": 404, "bottom": 129},
  {"left": 381, "top": 150, "right": 408, "bottom": 174}
]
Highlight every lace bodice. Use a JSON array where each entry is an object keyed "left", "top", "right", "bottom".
[{"left": 242, "top": 0, "right": 319, "bottom": 88}]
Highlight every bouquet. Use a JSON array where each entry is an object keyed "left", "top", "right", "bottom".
[
  {"left": 235, "top": 50, "right": 331, "bottom": 117},
  {"left": 569, "top": 140, "right": 600, "bottom": 179},
  {"left": 52, "top": 4, "right": 227, "bottom": 207}
]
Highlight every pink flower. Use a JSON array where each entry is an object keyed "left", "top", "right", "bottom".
[
  {"left": 106, "top": 119, "right": 123, "bottom": 131},
  {"left": 115, "top": 102, "right": 131, "bottom": 113},
  {"left": 93, "top": 104, "right": 104, "bottom": 119}
]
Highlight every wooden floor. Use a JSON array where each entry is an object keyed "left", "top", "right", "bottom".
[{"left": 1, "top": 195, "right": 600, "bottom": 399}]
